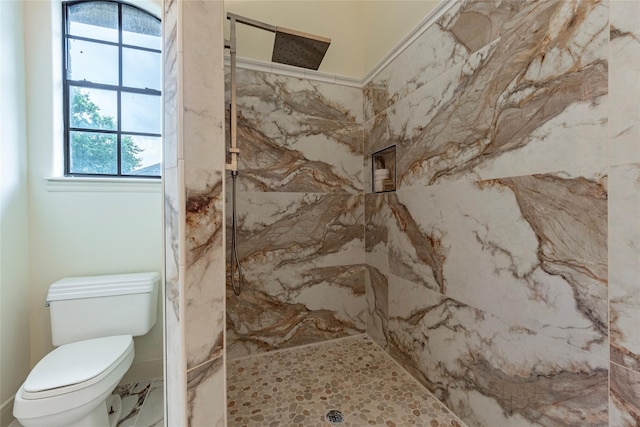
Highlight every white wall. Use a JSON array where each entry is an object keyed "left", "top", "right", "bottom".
[
  {"left": 224, "top": 0, "right": 441, "bottom": 79},
  {"left": 0, "top": 2, "right": 31, "bottom": 425},
  {"left": 21, "top": 0, "right": 164, "bottom": 381}
]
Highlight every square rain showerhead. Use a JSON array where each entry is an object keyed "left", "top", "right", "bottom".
[{"left": 272, "top": 26, "right": 331, "bottom": 71}]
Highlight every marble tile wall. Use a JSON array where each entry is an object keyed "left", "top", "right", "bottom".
[
  {"left": 163, "top": 0, "right": 226, "bottom": 426},
  {"left": 364, "top": 1, "right": 640, "bottom": 426},
  {"left": 163, "top": 0, "right": 638, "bottom": 424},
  {"left": 225, "top": 69, "right": 366, "bottom": 359}
]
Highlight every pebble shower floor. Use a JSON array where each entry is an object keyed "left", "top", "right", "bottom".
[{"left": 226, "top": 335, "right": 465, "bottom": 426}]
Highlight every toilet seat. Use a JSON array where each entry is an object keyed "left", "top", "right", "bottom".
[
  {"left": 22, "top": 335, "right": 133, "bottom": 399},
  {"left": 13, "top": 335, "right": 135, "bottom": 426}
]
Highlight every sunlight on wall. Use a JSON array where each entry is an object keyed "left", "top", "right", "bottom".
[{"left": 0, "top": 1, "right": 31, "bottom": 423}]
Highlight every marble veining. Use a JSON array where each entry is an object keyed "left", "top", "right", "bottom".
[
  {"left": 226, "top": 190, "right": 366, "bottom": 358},
  {"left": 358, "top": 1, "right": 638, "bottom": 426},
  {"left": 187, "top": 355, "right": 225, "bottom": 427},
  {"left": 610, "top": 363, "right": 640, "bottom": 426},
  {"left": 363, "top": 0, "right": 526, "bottom": 121},
  {"left": 164, "top": 0, "right": 227, "bottom": 425},
  {"left": 226, "top": 279, "right": 365, "bottom": 359},
  {"left": 609, "top": 1, "right": 640, "bottom": 166},
  {"left": 385, "top": 170, "right": 609, "bottom": 358},
  {"left": 231, "top": 69, "right": 364, "bottom": 194},
  {"left": 609, "top": 164, "right": 640, "bottom": 373},
  {"left": 162, "top": 0, "right": 184, "bottom": 424},
  {"left": 387, "top": 278, "right": 608, "bottom": 427},
  {"left": 368, "top": 1, "right": 609, "bottom": 188},
  {"left": 365, "top": 265, "right": 389, "bottom": 349},
  {"left": 234, "top": 192, "right": 363, "bottom": 271},
  {"left": 225, "top": 65, "right": 367, "bottom": 358},
  {"left": 217, "top": 2, "right": 640, "bottom": 427}
]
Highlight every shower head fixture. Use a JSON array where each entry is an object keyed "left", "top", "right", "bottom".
[
  {"left": 272, "top": 27, "right": 331, "bottom": 70},
  {"left": 226, "top": 12, "right": 331, "bottom": 71}
]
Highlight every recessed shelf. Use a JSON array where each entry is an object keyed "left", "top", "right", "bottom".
[{"left": 372, "top": 145, "right": 396, "bottom": 193}]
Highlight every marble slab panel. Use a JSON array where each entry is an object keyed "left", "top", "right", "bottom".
[
  {"left": 185, "top": 170, "right": 225, "bottom": 369},
  {"left": 387, "top": 170, "right": 608, "bottom": 358},
  {"left": 609, "top": 1, "right": 640, "bottom": 166},
  {"left": 385, "top": 1, "right": 608, "bottom": 188},
  {"left": 387, "top": 275, "right": 608, "bottom": 427},
  {"left": 226, "top": 264, "right": 366, "bottom": 359},
  {"left": 363, "top": 50, "right": 480, "bottom": 193},
  {"left": 233, "top": 68, "right": 363, "bottom": 123},
  {"left": 610, "top": 362, "right": 640, "bottom": 427},
  {"left": 164, "top": 287, "right": 185, "bottom": 427},
  {"left": 162, "top": 0, "right": 179, "bottom": 169},
  {"left": 230, "top": 69, "right": 364, "bottom": 193},
  {"left": 187, "top": 355, "right": 225, "bottom": 427},
  {"left": 609, "top": 163, "right": 640, "bottom": 372},
  {"left": 164, "top": 164, "right": 181, "bottom": 321},
  {"left": 365, "top": 264, "right": 388, "bottom": 349},
  {"left": 364, "top": 193, "right": 390, "bottom": 271},
  {"left": 162, "top": 0, "right": 183, "bottom": 422},
  {"left": 363, "top": 0, "right": 527, "bottom": 121},
  {"left": 179, "top": 2, "right": 227, "bottom": 425},
  {"left": 233, "top": 192, "right": 364, "bottom": 272}
]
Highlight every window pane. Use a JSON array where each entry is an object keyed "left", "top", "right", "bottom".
[
  {"left": 122, "top": 5, "right": 161, "bottom": 50},
  {"left": 121, "top": 93, "right": 161, "bottom": 134},
  {"left": 69, "top": 131, "right": 117, "bottom": 175},
  {"left": 122, "top": 135, "right": 162, "bottom": 176},
  {"left": 68, "top": 39, "right": 118, "bottom": 85},
  {"left": 69, "top": 87, "right": 117, "bottom": 130},
  {"left": 68, "top": 2, "right": 118, "bottom": 42},
  {"left": 123, "top": 48, "right": 161, "bottom": 90}
]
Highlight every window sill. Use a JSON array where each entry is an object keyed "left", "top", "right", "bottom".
[{"left": 45, "top": 176, "right": 162, "bottom": 193}]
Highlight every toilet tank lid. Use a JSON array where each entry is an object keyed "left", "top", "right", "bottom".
[{"left": 47, "top": 272, "right": 160, "bottom": 302}]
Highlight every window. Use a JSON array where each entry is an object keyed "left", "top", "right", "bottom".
[{"left": 63, "top": 1, "right": 162, "bottom": 178}]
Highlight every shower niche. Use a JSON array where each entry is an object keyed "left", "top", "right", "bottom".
[{"left": 371, "top": 145, "right": 396, "bottom": 193}]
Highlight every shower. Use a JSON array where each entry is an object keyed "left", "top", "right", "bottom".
[{"left": 224, "top": 13, "right": 331, "bottom": 295}]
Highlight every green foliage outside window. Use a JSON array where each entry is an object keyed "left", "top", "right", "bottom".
[{"left": 70, "top": 91, "right": 142, "bottom": 174}]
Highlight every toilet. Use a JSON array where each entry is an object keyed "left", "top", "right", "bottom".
[{"left": 13, "top": 272, "right": 160, "bottom": 427}]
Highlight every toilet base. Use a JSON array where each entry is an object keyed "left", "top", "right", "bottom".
[{"left": 67, "top": 401, "right": 110, "bottom": 427}]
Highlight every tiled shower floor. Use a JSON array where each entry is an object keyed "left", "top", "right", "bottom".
[{"left": 227, "top": 335, "right": 465, "bottom": 426}]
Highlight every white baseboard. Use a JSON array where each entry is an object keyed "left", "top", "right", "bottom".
[{"left": 120, "top": 358, "right": 164, "bottom": 385}]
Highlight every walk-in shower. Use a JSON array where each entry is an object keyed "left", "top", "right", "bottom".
[{"left": 224, "top": 13, "right": 331, "bottom": 295}]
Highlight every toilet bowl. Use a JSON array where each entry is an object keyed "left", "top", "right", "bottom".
[
  {"left": 14, "top": 335, "right": 134, "bottom": 427},
  {"left": 13, "top": 272, "right": 159, "bottom": 427}
]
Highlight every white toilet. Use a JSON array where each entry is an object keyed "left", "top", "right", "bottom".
[{"left": 13, "top": 272, "right": 160, "bottom": 427}]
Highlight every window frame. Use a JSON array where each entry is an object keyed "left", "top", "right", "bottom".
[{"left": 62, "top": 0, "right": 162, "bottom": 178}]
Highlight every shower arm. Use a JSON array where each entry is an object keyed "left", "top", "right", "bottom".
[
  {"left": 224, "top": 13, "right": 330, "bottom": 172},
  {"left": 224, "top": 13, "right": 277, "bottom": 173}
]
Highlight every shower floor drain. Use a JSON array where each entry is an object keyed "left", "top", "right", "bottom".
[{"left": 326, "top": 410, "right": 344, "bottom": 424}]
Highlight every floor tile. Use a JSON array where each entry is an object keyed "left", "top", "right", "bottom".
[{"left": 227, "top": 335, "right": 465, "bottom": 426}]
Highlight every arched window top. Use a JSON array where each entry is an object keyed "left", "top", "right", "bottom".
[
  {"left": 66, "top": 1, "right": 161, "bottom": 49},
  {"left": 62, "top": 0, "right": 162, "bottom": 177}
]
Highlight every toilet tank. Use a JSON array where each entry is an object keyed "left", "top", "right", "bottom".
[{"left": 46, "top": 272, "right": 160, "bottom": 346}]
